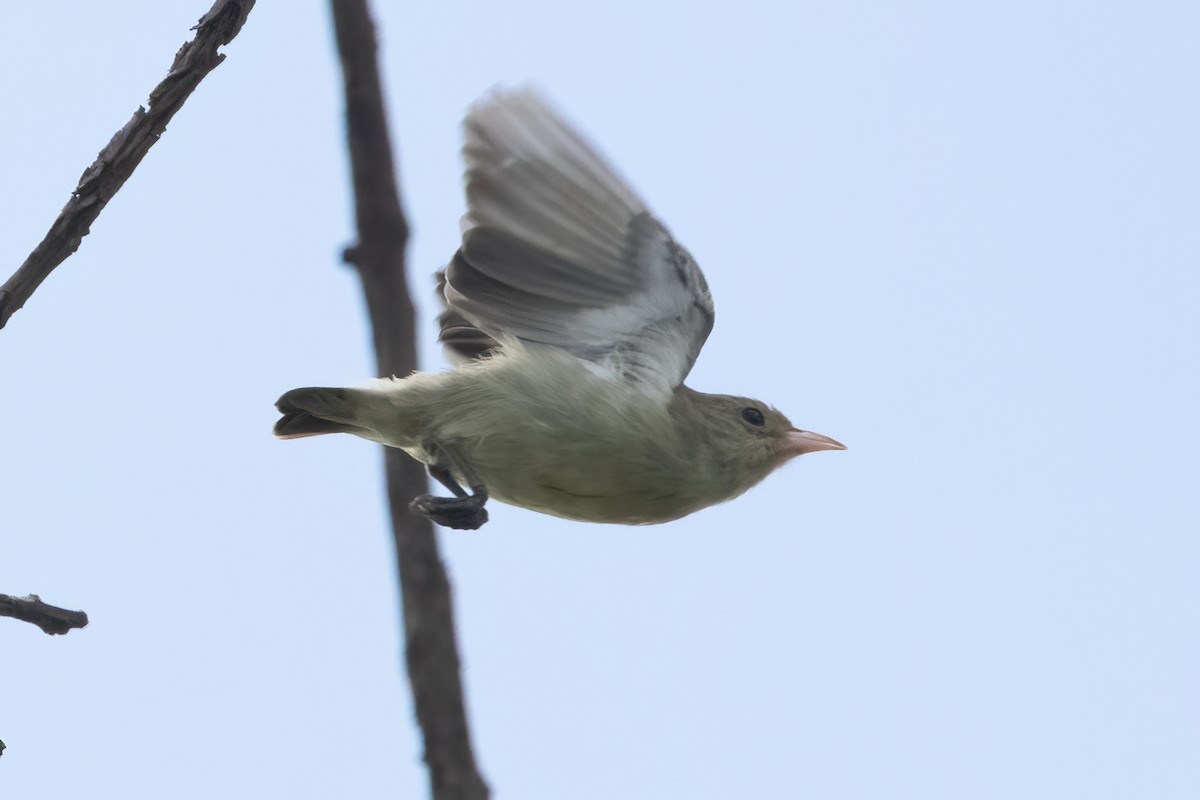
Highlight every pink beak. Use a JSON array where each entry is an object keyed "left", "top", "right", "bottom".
[{"left": 786, "top": 429, "right": 847, "bottom": 456}]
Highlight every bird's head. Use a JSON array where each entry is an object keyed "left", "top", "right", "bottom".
[{"left": 677, "top": 389, "right": 846, "bottom": 493}]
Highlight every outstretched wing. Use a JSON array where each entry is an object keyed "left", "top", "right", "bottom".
[{"left": 439, "top": 89, "right": 714, "bottom": 397}]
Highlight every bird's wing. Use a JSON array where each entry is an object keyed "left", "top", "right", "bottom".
[{"left": 440, "top": 89, "right": 714, "bottom": 396}]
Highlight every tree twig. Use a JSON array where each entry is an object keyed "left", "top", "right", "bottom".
[
  {"left": 0, "top": 594, "right": 89, "bottom": 635},
  {"left": 0, "top": 0, "right": 256, "bottom": 330},
  {"left": 329, "top": 2, "right": 489, "bottom": 799}
]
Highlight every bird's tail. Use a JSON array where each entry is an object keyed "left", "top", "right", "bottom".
[{"left": 274, "top": 387, "right": 375, "bottom": 440}]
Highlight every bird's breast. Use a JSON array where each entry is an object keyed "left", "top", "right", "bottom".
[{"left": 415, "top": 349, "right": 724, "bottom": 524}]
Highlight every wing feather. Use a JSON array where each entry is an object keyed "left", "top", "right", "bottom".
[{"left": 439, "top": 89, "right": 714, "bottom": 395}]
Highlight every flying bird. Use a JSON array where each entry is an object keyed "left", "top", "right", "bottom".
[{"left": 275, "top": 90, "right": 845, "bottom": 529}]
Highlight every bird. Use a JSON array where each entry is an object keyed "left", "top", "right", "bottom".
[{"left": 274, "top": 89, "right": 845, "bottom": 530}]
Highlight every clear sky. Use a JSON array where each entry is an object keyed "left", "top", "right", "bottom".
[{"left": 3, "top": 2, "right": 1198, "bottom": 798}]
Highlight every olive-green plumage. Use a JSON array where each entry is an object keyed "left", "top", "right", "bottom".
[
  {"left": 275, "top": 89, "right": 844, "bottom": 528},
  {"left": 276, "top": 341, "right": 833, "bottom": 524}
]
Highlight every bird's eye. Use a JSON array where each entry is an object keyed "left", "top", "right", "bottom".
[{"left": 741, "top": 407, "right": 766, "bottom": 427}]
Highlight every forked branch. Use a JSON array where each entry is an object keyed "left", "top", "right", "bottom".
[{"left": 329, "top": 2, "right": 489, "bottom": 799}]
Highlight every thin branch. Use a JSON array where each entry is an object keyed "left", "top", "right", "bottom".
[
  {"left": 0, "top": 0, "right": 256, "bottom": 330},
  {"left": 329, "top": 2, "right": 489, "bottom": 799},
  {"left": 0, "top": 594, "right": 89, "bottom": 635}
]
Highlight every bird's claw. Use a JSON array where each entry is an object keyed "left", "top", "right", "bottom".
[{"left": 411, "top": 493, "right": 489, "bottom": 530}]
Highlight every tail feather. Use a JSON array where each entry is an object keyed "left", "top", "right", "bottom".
[
  {"left": 274, "top": 387, "right": 367, "bottom": 440},
  {"left": 274, "top": 409, "right": 358, "bottom": 439}
]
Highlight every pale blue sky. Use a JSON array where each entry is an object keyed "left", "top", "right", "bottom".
[{"left": 3, "top": 2, "right": 1198, "bottom": 798}]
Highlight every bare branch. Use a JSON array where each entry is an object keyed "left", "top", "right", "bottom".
[
  {"left": 0, "top": 594, "right": 89, "bottom": 635},
  {"left": 329, "top": 2, "right": 489, "bottom": 799},
  {"left": 0, "top": 0, "right": 256, "bottom": 330}
]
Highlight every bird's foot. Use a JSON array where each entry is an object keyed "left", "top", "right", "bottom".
[{"left": 411, "top": 492, "right": 489, "bottom": 530}]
